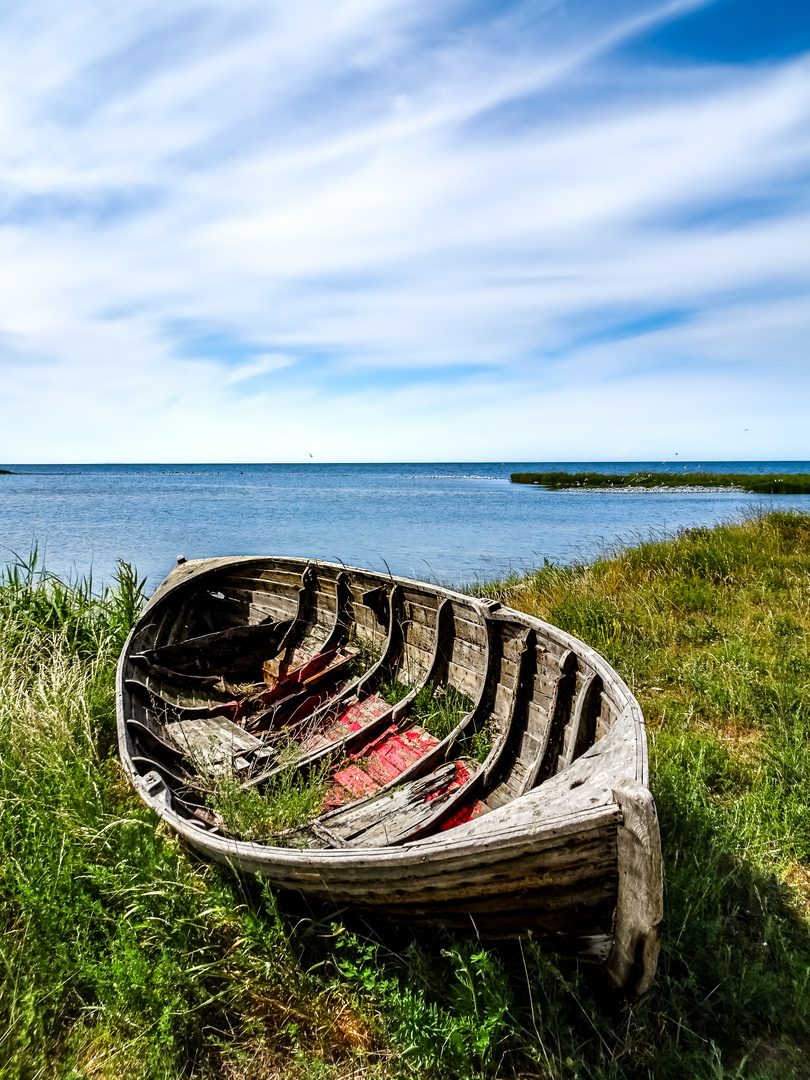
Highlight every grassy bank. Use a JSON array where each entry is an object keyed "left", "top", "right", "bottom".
[
  {"left": 1, "top": 515, "right": 810, "bottom": 1078},
  {"left": 510, "top": 471, "right": 810, "bottom": 493}
]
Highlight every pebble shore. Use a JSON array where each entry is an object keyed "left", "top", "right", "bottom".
[{"left": 558, "top": 485, "right": 742, "bottom": 493}]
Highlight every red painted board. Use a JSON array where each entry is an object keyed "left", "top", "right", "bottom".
[
  {"left": 300, "top": 694, "right": 391, "bottom": 752},
  {"left": 362, "top": 727, "right": 440, "bottom": 786},
  {"left": 324, "top": 765, "right": 381, "bottom": 808},
  {"left": 439, "top": 799, "right": 487, "bottom": 830},
  {"left": 292, "top": 648, "right": 339, "bottom": 684},
  {"left": 322, "top": 723, "right": 440, "bottom": 809}
]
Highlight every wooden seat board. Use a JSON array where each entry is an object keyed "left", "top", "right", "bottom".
[
  {"left": 311, "top": 759, "right": 480, "bottom": 848},
  {"left": 167, "top": 715, "right": 273, "bottom": 773}
]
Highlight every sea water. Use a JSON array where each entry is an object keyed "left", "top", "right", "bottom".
[{"left": 1, "top": 461, "right": 809, "bottom": 591}]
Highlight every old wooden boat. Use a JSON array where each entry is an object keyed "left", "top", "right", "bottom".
[{"left": 116, "top": 556, "right": 663, "bottom": 996}]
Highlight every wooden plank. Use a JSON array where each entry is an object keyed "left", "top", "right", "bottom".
[
  {"left": 133, "top": 618, "right": 291, "bottom": 677},
  {"left": 278, "top": 822, "right": 620, "bottom": 895},
  {"left": 318, "top": 760, "right": 479, "bottom": 847},
  {"left": 525, "top": 699, "right": 552, "bottom": 742},
  {"left": 594, "top": 692, "right": 617, "bottom": 740},
  {"left": 322, "top": 724, "right": 441, "bottom": 809},
  {"left": 448, "top": 635, "right": 488, "bottom": 673},
  {"left": 353, "top": 606, "right": 387, "bottom": 635},
  {"left": 449, "top": 611, "right": 487, "bottom": 648},
  {"left": 529, "top": 667, "right": 562, "bottom": 702},
  {"left": 300, "top": 694, "right": 392, "bottom": 752},
  {"left": 498, "top": 668, "right": 516, "bottom": 693},
  {"left": 400, "top": 589, "right": 440, "bottom": 620},
  {"left": 226, "top": 568, "right": 309, "bottom": 589},
  {"left": 395, "top": 857, "right": 620, "bottom": 912},
  {"left": 397, "top": 644, "right": 433, "bottom": 684},
  {"left": 222, "top": 581, "right": 305, "bottom": 606},
  {"left": 492, "top": 681, "right": 514, "bottom": 719},
  {"left": 517, "top": 727, "right": 545, "bottom": 760},
  {"left": 167, "top": 715, "right": 273, "bottom": 772},
  {"left": 357, "top": 859, "right": 618, "bottom": 912},
  {"left": 605, "top": 779, "right": 664, "bottom": 998},
  {"left": 401, "top": 620, "right": 436, "bottom": 652},
  {"left": 446, "top": 661, "right": 483, "bottom": 699},
  {"left": 223, "top": 584, "right": 338, "bottom": 618}
]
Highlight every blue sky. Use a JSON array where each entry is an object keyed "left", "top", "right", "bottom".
[{"left": 1, "top": 0, "right": 808, "bottom": 462}]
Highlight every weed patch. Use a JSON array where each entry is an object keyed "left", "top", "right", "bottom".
[
  {"left": 205, "top": 753, "right": 332, "bottom": 840},
  {"left": 377, "top": 679, "right": 487, "bottom": 761}
]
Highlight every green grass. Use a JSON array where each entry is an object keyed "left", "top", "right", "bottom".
[
  {"left": 377, "top": 679, "right": 489, "bottom": 759},
  {"left": 2, "top": 517, "right": 810, "bottom": 1078},
  {"left": 510, "top": 471, "right": 810, "bottom": 493},
  {"left": 205, "top": 751, "right": 332, "bottom": 841}
]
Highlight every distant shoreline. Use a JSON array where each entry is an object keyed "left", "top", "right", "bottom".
[{"left": 511, "top": 471, "right": 810, "bottom": 494}]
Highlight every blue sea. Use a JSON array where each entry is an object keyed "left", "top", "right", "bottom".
[{"left": 1, "top": 461, "right": 809, "bottom": 592}]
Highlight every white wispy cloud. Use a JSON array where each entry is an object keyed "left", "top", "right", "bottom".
[
  {"left": 224, "top": 354, "right": 294, "bottom": 383},
  {"left": 0, "top": 0, "right": 808, "bottom": 460}
]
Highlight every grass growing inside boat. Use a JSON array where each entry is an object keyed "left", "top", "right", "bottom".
[
  {"left": 204, "top": 750, "right": 332, "bottom": 840},
  {"left": 376, "top": 679, "right": 492, "bottom": 761},
  {"left": 2, "top": 515, "right": 810, "bottom": 1079},
  {"left": 347, "top": 627, "right": 383, "bottom": 677}
]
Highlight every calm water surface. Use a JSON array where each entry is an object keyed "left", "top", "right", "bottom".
[{"left": 1, "top": 461, "right": 809, "bottom": 591}]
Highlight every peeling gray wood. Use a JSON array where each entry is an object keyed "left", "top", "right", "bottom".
[{"left": 167, "top": 716, "right": 274, "bottom": 773}]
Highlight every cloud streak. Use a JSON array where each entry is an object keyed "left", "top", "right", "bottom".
[{"left": 0, "top": 0, "right": 808, "bottom": 460}]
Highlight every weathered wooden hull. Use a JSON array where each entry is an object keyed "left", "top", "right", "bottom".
[{"left": 117, "top": 556, "right": 663, "bottom": 996}]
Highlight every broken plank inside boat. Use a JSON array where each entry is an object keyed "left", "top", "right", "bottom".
[{"left": 117, "top": 555, "right": 663, "bottom": 997}]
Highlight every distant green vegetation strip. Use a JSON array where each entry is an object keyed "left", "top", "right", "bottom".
[
  {"left": 511, "top": 470, "right": 810, "bottom": 493},
  {"left": 3, "top": 518, "right": 810, "bottom": 1079},
  {"left": 0, "top": 469, "right": 12, "bottom": 474}
]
